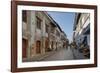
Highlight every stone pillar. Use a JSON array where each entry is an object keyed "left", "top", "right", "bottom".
[
  {"left": 41, "top": 16, "right": 46, "bottom": 54},
  {"left": 27, "top": 11, "right": 36, "bottom": 58},
  {"left": 30, "top": 11, "right": 36, "bottom": 57},
  {"left": 26, "top": 11, "right": 31, "bottom": 59}
]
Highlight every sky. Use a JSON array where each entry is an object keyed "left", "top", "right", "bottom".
[{"left": 47, "top": 11, "right": 75, "bottom": 43}]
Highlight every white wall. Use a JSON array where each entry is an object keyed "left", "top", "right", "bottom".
[{"left": 0, "top": 0, "right": 100, "bottom": 73}]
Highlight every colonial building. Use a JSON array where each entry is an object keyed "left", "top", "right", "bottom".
[
  {"left": 73, "top": 13, "right": 90, "bottom": 46},
  {"left": 73, "top": 13, "right": 90, "bottom": 58},
  {"left": 22, "top": 11, "right": 68, "bottom": 61}
]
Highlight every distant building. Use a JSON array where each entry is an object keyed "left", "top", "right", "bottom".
[
  {"left": 22, "top": 11, "right": 68, "bottom": 60},
  {"left": 73, "top": 13, "right": 90, "bottom": 48}
]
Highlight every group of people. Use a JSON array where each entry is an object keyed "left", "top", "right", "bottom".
[
  {"left": 69, "top": 41, "right": 77, "bottom": 49},
  {"left": 69, "top": 41, "right": 90, "bottom": 58}
]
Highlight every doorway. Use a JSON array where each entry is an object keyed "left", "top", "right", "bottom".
[
  {"left": 22, "top": 38, "right": 28, "bottom": 58},
  {"left": 36, "top": 41, "right": 41, "bottom": 54}
]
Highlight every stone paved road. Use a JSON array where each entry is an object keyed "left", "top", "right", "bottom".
[
  {"left": 42, "top": 47, "right": 74, "bottom": 61},
  {"left": 71, "top": 48, "right": 86, "bottom": 59}
]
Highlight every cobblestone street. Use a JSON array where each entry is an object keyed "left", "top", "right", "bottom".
[
  {"left": 23, "top": 47, "right": 86, "bottom": 62},
  {"left": 42, "top": 47, "right": 74, "bottom": 61},
  {"left": 41, "top": 46, "right": 86, "bottom": 61},
  {"left": 71, "top": 48, "right": 86, "bottom": 59}
]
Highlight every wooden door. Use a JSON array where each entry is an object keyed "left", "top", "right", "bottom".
[
  {"left": 36, "top": 41, "right": 41, "bottom": 54},
  {"left": 22, "top": 39, "right": 28, "bottom": 58},
  {"left": 51, "top": 41, "right": 53, "bottom": 49},
  {"left": 45, "top": 39, "right": 49, "bottom": 52}
]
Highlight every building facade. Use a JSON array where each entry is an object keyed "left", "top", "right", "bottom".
[
  {"left": 73, "top": 13, "right": 90, "bottom": 58},
  {"left": 22, "top": 11, "right": 68, "bottom": 60}
]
